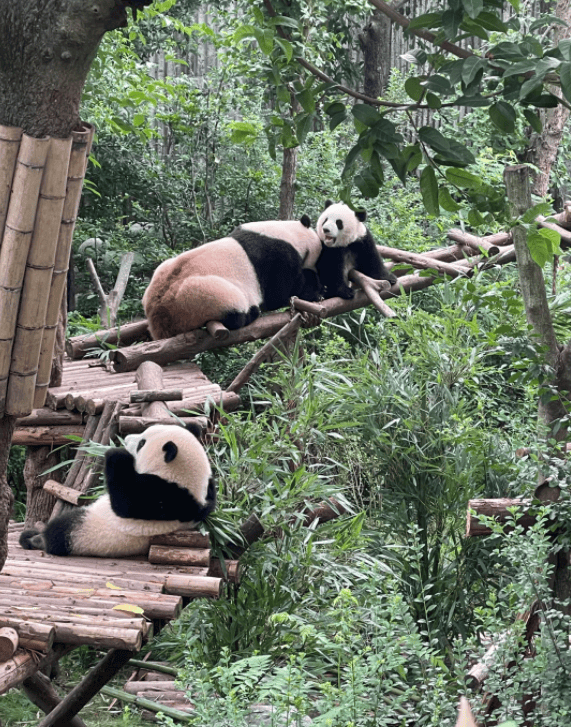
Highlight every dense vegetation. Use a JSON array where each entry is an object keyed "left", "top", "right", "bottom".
[{"left": 5, "top": 0, "right": 571, "bottom": 725}]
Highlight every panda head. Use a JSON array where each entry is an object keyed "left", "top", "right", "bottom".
[
  {"left": 124, "top": 423, "right": 213, "bottom": 507},
  {"left": 316, "top": 201, "right": 367, "bottom": 248}
]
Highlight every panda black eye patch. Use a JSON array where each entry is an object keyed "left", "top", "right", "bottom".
[
  {"left": 336, "top": 219, "right": 344, "bottom": 230},
  {"left": 137, "top": 439, "right": 146, "bottom": 452},
  {"left": 162, "top": 441, "right": 178, "bottom": 463}
]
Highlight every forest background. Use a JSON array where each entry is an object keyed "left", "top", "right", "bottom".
[{"left": 5, "top": 0, "right": 571, "bottom": 724}]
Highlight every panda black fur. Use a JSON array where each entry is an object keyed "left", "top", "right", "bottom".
[
  {"left": 143, "top": 216, "right": 322, "bottom": 340},
  {"left": 315, "top": 201, "right": 396, "bottom": 300},
  {"left": 19, "top": 424, "right": 216, "bottom": 558}
]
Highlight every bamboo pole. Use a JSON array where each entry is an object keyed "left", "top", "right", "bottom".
[
  {"left": 0, "top": 134, "right": 50, "bottom": 414},
  {"left": 0, "top": 125, "right": 23, "bottom": 242},
  {"left": 6, "top": 136, "right": 72, "bottom": 416},
  {"left": 100, "top": 685, "right": 194, "bottom": 722},
  {"left": 35, "top": 124, "right": 94, "bottom": 408}
]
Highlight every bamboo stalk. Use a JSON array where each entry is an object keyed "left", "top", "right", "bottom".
[
  {"left": 127, "top": 659, "right": 178, "bottom": 676},
  {"left": 35, "top": 124, "right": 94, "bottom": 408},
  {"left": 0, "top": 134, "right": 50, "bottom": 414},
  {"left": 6, "top": 136, "right": 72, "bottom": 414},
  {"left": 0, "top": 125, "right": 23, "bottom": 242},
  {"left": 101, "top": 686, "right": 193, "bottom": 722},
  {"left": 42, "top": 480, "right": 91, "bottom": 506}
]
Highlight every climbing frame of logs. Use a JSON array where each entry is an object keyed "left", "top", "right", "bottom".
[{"left": 0, "top": 123, "right": 94, "bottom": 417}]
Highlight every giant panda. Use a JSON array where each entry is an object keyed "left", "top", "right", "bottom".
[
  {"left": 315, "top": 201, "right": 396, "bottom": 300},
  {"left": 19, "top": 424, "right": 216, "bottom": 558},
  {"left": 143, "top": 216, "right": 322, "bottom": 340}
]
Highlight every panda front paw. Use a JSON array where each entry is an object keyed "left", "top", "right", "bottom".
[{"left": 336, "top": 285, "right": 355, "bottom": 300}]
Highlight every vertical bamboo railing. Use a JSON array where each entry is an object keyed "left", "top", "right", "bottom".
[
  {"left": 0, "top": 124, "right": 94, "bottom": 417},
  {"left": 34, "top": 125, "right": 94, "bottom": 410}
]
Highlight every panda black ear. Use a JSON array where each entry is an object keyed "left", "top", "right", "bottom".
[
  {"left": 355, "top": 209, "right": 367, "bottom": 223},
  {"left": 324, "top": 200, "right": 333, "bottom": 209},
  {"left": 185, "top": 421, "right": 205, "bottom": 440},
  {"left": 163, "top": 441, "right": 178, "bottom": 463},
  {"left": 300, "top": 214, "right": 311, "bottom": 228}
]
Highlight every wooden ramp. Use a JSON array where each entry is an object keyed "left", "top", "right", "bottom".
[{"left": 0, "top": 521, "right": 233, "bottom": 722}]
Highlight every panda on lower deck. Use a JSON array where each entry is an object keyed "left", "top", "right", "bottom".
[
  {"left": 19, "top": 423, "right": 216, "bottom": 558},
  {"left": 315, "top": 201, "right": 397, "bottom": 300},
  {"left": 143, "top": 216, "right": 322, "bottom": 340}
]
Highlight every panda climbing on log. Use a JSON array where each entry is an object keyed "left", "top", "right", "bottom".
[
  {"left": 315, "top": 201, "right": 397, "bottom": 300},
  {"left": 143, "top": 216, "right": 322, "bottom": 340},
  {"left": 19, "top": 424, "right": 216, "bottom": 558}
]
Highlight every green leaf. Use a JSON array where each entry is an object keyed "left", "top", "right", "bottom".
[
  {"left": 461, "top": 56, "right": 485, "bottom": 86},
  {"left": 325, "top": 101, "right": 346, "bottom": 117},
  {"left": 462, "top": 0, "right": 483, "bottom": 20},
  {"left": 439, "top": 187, "right": 462, "bottom": 212},
  {"left": 295, "top": 113, "right": 313, "bottom": 144},
  {"left": 502, "top": 60, "right": 539, "bottom": 78},
  {"left": 423, "top": 74, "right": 452, "bottom": 95},
  {"left": 489, "top": 101, "right": 516, "bottom": 133},
  {"left": 445, "top": 168, "right": 482, "bottom": 189},
  {"left": 420, "top": 166, "right": 440, "bottom": 216},
  {"left": 418, "top": 127, "right": 450, "bottom": 154},
  {"left": 408, "top": 12, "right": 442, "bottom": 30},
  {"left": 253, "top": 28, "right": 274, "bottom": 56},
  {"left": 468, "top": 208, "right": 485, "bottom": 225},
  {"left": 405, "top": 77, "right": 424, "bottom": 102},
  {"left": 355, "top": 170, "right": 380, "bottom": 198},
  {"left": 352, "top": 104, "right": 381, "bottom": 127},
  {"left": 523, "top": 109, "right": 542, "bottom": 132},
  {"left": 426, "top": 93, "right": 442, "bottom": 109},
  {"left": 477, "top": 11, "right": 508, "bottom": 31},
  {"left": 296, "top": 89, "right": 315, "bottom": 114},
  {"left": 233, "top": 25, "right": 256, "bottom": 43},
  {"left": 454, "top": 95, "right": 491, "bottom": 107},
  {"left": 521, "top": 202, "right": 552, "bottom": 223},
  {"left": 560, "top": 61, "right": 571, "bottom": 103},
  {"left": 329, "top": 113, "right": 346, "bottom": 131},
  {"left": 275, "top": 37, "right": 293, "bottom": 62},
  {"left": 527, "top": 229, "right": 559, "bottom": 267}
]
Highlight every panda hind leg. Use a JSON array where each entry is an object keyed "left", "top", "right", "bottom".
[
  {"left": 219, "top": 305, "right": 260, "bottom": 330},
  {"left": 298, "top": 269, "right": 323, "bottom": 302}
]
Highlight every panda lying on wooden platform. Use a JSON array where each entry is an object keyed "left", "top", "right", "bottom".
[
  {"left": 19, "top": 424, "right": 216, "bottom": 558},
  {"left": 315, "top": 201, "right": 397, "bottom": 300},
  {"left": 143, "top": 216, "right": 322, "bottom": 340}
]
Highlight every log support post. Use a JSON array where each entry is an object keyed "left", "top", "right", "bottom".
[{"left": 37, "top": 649, "right": 134, "bottom": 727}]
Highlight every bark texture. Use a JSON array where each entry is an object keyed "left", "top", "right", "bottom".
[
  {"left": 359, "top": 9, "right": 391, "bottom": 100},
  {"left": 0, "top": 1, "right": 136, "bottom": 138}
]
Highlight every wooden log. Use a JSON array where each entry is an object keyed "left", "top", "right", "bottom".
[
  {"left": 101, "top": 685, "right": 194, "bottom": 722},
  {"left": 73, "top": 399, "right": 121, "bottom": 496},
  {"left": 163, "top": 574, "right": 222, "bottom": 599},
  {"left": 11, "top": 425, "right": 85, "bottom": 446},
  {"left": 0, "top": 618, "right": 54, "bottom": 649},
  {"left": 119, "top": 415, "right": 209, "bottom": 436},
  {"left": 226, "top": 313, "right": 303, "bottom": 394},
  {"left": 168, "top": 390, "right": 241, "bottom": 417},
  {"left": 348, "top": 270, "right": 397, "bottom": 318},
  {"left": 454, "top": 697, "right": 478, "bottom": 727},
  {"left": 149, "top": 531, "right": 210, "bottom": 548},
  {"left": 228, "top": 512, "right": 265, "bottom": 557},
  {"left": 130, "top": 389, "right": 184, "bottom": 403},
  {"left": 9, "top": 617, "right": 143, "bottom": 651},
  {"left": 300, "top": 498, "right": 347, "bottom": 527},
  {"left": 136, "top": 361, "right": 170, "bottom": 420},
  {"left": 37, "top": 649, "right": 134, "bottom": 727},
  {"left": 148, "top": 545, "right": 211, "bottom": 567},
  {"left": 127, "top": 659, "right": 178, "bottom": 677},
  {"left": 207, "top": 559, "right": 241, "bottom": 583},
  {"left": 291, "top": 297, "right": 327, "bottom": 317},
  {"left": 83, "top": 398, "right": 105, "bottom": 416},
  {"left": 206, "top": 320, "right": 230, "bottom": 340},
  {"left": 447, "top": 229, "right": 501, "bottom": 256},
  {"left": 42, "top": 480, "right": 90, "bottom": 506},
  {"left": 466, "top": 498, "right": 534, "bottom": 537},
  {"left": 23, "top": 671, "right": 88, "bottom": 727},
  {"left": 66, "top": 319, "right": 151, "bottom": 359},
  {"left": 375, "top": 245, "right": 470, "bottom": 276},
  {"left": 15, "top": 409, "right": 83, "bottom": 427},
  {"left": 35, "top": 124, "right": 95, "bottom": 407},
  {"left": 0, "top": 643, "right": 73, "bottom": 696},
  {"left": 0, "top": 627, "right": 18, "bottom": 661}
]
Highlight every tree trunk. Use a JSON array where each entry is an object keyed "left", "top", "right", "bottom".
[
  {"left": 23, "top": 446, "right": 61, "bottom": 528},
  {"left": 359, "top": 9, "right": 391, "bottom": 100},
  {"left": 278, "top": 146, "right": 298, "bottom": 220},
  {"left": 525, "top": 0, "right": 571, "bottom": 200},
  {"left": 0, "top": 0, "right": 144, "bottom": 571}
]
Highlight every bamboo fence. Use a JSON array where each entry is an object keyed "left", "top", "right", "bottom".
[{"left": 0, "top": 123, "right": 94, "bottom": 417}]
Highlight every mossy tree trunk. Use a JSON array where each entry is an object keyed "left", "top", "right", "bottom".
[{"left": 0, "top": 0, "right": 148, "bottom": 571}]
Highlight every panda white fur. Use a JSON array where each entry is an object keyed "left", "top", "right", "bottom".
[
  {"left": 315, "top": 201, "right": 396, "bottom": 300},
  {"left": 143, "top": 216, "right": 322, "bottom": 340},
  {"left": 19, "top": 424, "right": 215, "bottom": 558}
]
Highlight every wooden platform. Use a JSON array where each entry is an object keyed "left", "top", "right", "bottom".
[
  {"left": 12, "top": 358, "right": 228, "bottom": 446},
  {"left": 1, "top": 522, "right": 226, "bottom": 697}
]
